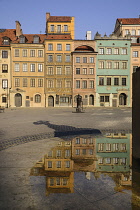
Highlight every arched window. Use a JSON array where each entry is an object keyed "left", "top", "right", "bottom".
[{"left": 35, "top": 94, "right": 41, "bottom": 103}]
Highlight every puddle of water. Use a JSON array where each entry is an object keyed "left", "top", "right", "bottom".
[{"left": 30, "top": 133, "right": 139, "bottom": 209}]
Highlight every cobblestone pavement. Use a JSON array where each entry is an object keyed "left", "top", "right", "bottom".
[{"left": 0, "top": 107, "right": 132, "bottom": 150}]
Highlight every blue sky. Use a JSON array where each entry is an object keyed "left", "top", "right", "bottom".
[{"left": 0, "top": 0, "right": 140, "bottom": 39}]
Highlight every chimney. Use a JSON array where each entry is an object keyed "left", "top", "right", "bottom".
[
  {"left": 15, "top": 21, "right": 22, "bottom": 37},
  {"left": 86, "top": 31, "right": 92, "bottom": 40},
  {"left": 46, "top": 12, "right": 50, "bottom": 34},
  {"left": 46, "top": 12, "right": 50, "bottom": 21}
]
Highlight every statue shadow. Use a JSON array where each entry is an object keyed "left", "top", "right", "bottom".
[{"left": 33, "top": 120, "right": 102, "bottom": 139}]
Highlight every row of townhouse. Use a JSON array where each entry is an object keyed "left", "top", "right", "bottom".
[
  {"left": 0, "top": 13, "right": 140, "bottom": 108},
  {"left": 30, "top": 133, "right": 132, "bottom": 195}
]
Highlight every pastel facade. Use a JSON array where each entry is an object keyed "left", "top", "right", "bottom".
[
  {"left": 95, "top": 33, "right": 131, "bottom": 107},
  {"left": 72, "top": 40, "right": 97, "bottom": 107}
]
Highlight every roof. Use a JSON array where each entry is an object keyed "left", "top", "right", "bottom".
[
  {"left": 0, "top": 29, "right": 17, "bottom": 45},
  {"left": 12, "top": 34, "right": 47, "bottom": 44},
  {"left": 46, "top": 34, "right": 72, "bottom": 40},
  {"left": 74, "top": 45, "right": 95, "bottom": 52},
  {"left": 117, "top": 18, "right": 140, "bottom": 25},
  {"left": 47, "top": 16, "right": 71, "bottom": 22}
]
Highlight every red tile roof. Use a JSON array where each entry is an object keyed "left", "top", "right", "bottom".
[
  {"left": 48, "top": 16, "right": 71, "bottom": 22},
  {"left": 75, "top": 45, "right": 95, "bottom": 52},
  {"left": 0, "top": 29, "right": 17, "bottom": 45},
  {"left": 46, "top": 34, "right": 72, "bottom": 40},
  {"left": 117, "top": 18, "right": 140, "bottom": 25},
  {"left": 12, "top": 34, "right": 47, "bottom": 43}
]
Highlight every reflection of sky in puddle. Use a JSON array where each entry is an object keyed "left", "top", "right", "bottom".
[{"left": 30, "top": 133, "right": 133, "bottom": 209}]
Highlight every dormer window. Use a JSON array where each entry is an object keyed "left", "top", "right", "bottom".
[
  {"left": 64, "top": 25, "right": 68, "bottom": 32},
  {"left": 19, "top": 35, "right": 25, "bottom": 43},
  {"left": 33, "top": 36, "right": 39, "bottom": 43},
  {"left": 3, "top": 37, "right": 10, "bottom": 45}
]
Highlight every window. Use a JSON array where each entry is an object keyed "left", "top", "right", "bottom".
[
  {"left": 66, "top": 44, "right": 70, "bottom": 51},
  {"left": 76, "top": 57, "right": 80, "bottom": 63},
  {"left": 76, "top": 138, "right": 80, "bottom": 144},
  {"left": 2, "top": 96, "right": 7, "bottom": 103},
  {"left": 122, "top": 78, "right": 126, "bottom": 86},
  {"left": 48, "top": 67, "right": 53, "bottom": 75},
  {"left": 57, "top": 80, "right": 62, "bottom": 88},
  {"left": 65, "top": 150, "right": 70, "bottom": 157},
  {"left": 133, "top": 51, "right": 138, "bottom": 57},
  {"left": 56, "top": 178, "right": 60, "bottom": 185},
  {"left": 65, "top": 161, "right": 70, "bottom": 168},
  {"left": 106, "top": 143, "right": 111, "bottom": 151},
  {"left": 57, "top": 55, "right": 62, "bottom": 62},
  {"left": 114, "top": 62, "right": 119, "bottom": 69},
  {"left": 64, "top": 25, "right": 68, "bottom": 32},
  {"left": 82, "top": 149, "right": 86, "bottom": 155},
  {"left": 98, "top": 143, "right": 103, "bottom": 151},
  {"left": 122, "top": 62, "right": 127, "bottom": 69},
  {"left": 66, "top": 55, "right": 70, "bottom": 62},
  {"left": 48, "top": 55, "right": 53, "bottom": 62},
  {"left": 33, "top": 36, "right": 39, "bottom": 43},
  {"left": 23, "top": 78, "right": 27, "bottom": 87},
  {"left": 82, "top": 138, "right": 87, "bottom": 144},
  {"left": 57, "top": 25, "right": 61, "bottom": 33},
  {"left": 2, "top": 79, "right": 8, "bottom": 88},
  {"left": 83, "top": 57, "right": 87, "bottom": 63},
  {"left": 100, "top": 96, "right": 109, "bottom": 102},
  {"left": 56, "top": 161, "right": 61, "bottom": 168},
  {"left": 56, "top": 150, "right": 61, "bottom": 157},
  {"left": 50, "top": 178, "right": 54, "bottom": 186},
  {"left": 57, "top": 44, "right": 62, "bottom": 51},
  {"left": 76, "top": 149, "right": 80, "bottom": 155},
  {"left": 107, "top": 77, "right": 111, "bottom": 85},
  {"left": 98, "top": 158, "right": 103, "bottom": 164},
  {"left": 120, "top": 143, "right": 126, "bottom": 151},
  {"left": 120, "top": 158, "right": 126, "bottom": 165},
  {"left": 15, "top": 78, "right": 20, "bottom": 87},
  {"left": 23, "top": 63, "right": 27, "bottom": 72},
  {"left": 89, "top": 149, "right": 93, "bottom": 155},
  {"left": 38, "top": 64, "right": 43, "bottom": 72},
  {"left": 15, "top": 63, "right": 20, "bottom": 72},
  {"left": 30, "top": 50, "right": 35, "bottom": 57},
  {"left": 89, "top": 80, "right": 94, "bottom": 88},
  {"left": 132, "top": 29, "right": 136, "bottom": 35},
  {"left": 99, "top": 61, "right": 104, "bottom": 69},
  {"left": 89, "top": 68, "right": 94, "bottom": 74},
  {"left": 38, "top": 50, "right": 43, "bottom": 57},
  {"left": 48, "top": 43, "right": 53, "bottom": 51},
  {"left": 56, "top": 67, "right": 62, "bottom": 75},
  {"left": 90, "top": 57, "right": 94, "bottom": 63},
  {"left": 50, "top": 25, "right": 54, "bottom": 32},
  {"left": 106, "top": 48, "right": 112, "bottom": 54},
  {"left": 99, "top": 77, "right": 104, "bottom": 85},
  {"left": 113, "top": 158, "right": 119, "bottom": 164},
  {"left": 133, "top": 66, "right": 138, "bottom": 73},
  {"left": 65, "top": 80, "right": 71, "bottom": 88},
  {"left": 48, "top": 161, "right": 52, "bottom": 168},
  {"left": 125, "top": 29, "right": 129, "bottom": 35},
  {"left": 38, "top": 79, "right": 43, "bottom": 87},
  {"left": 82, "top": 68, "right": 87, "bottom": 74},
  {"left": 76, "top": 80, "right": 80, "bottom": 88},
  {"left": 122, "top": 48, "right": 127, "bottom": 55},
  {"left": 30, "top": 79, "right": 35, "bottom": 87},
  {"left": 114, "top": 48, "right": 119, "bottom": 54},
  {"left": 30, "top": 64, "right": 35, "bottom": 72},
  {"left": 138, "top": 29, "right": 140, "bottom": 35},
  {"left": 113, "top": 143, "right": 119, "bottom": 151},
  {"left": 48, "top": 80, "right": 53, "bottom": 88},
  {"left": 106, "top": 61, "right": 112, "bottom": 69},
  {"left": 76, "top": 68, "right": 80, "bottom": 74},
  {"left": 82, "top": 80, "right": 87, "bottom": 88},
  {"left": 65, "top": 66, "right": 71, "bottom": 75},
  {"left": 2, "top": 64, "right": 8, "bottom": 73},
  {"left": 15, "top": 49, "right": 19, "bottom": 57},
  {"left": 105, "top": 158, "right": 111, "bottom": 164},
  {"left": 114, "top": 78, "right": 119, "bottom": 85},
  {"left": 3, "top": 38, "right": 9, "bottom": 45},
  {"left": 2, "top": 51, "right": 8, "bottom": 58},
  {"left": 22, "top": 49, "right": 27, "bottom": 57},
  {"left": 19, "top": 36, "right": 25, "bottom": 43},
  {"left": 60, "top": 97, "right": 69, "bottom": 103},
  {"left": 99, "top": 48, "right": 104, "bottom": 54}
]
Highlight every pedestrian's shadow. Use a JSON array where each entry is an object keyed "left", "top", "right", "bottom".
[{"left": 33, "top": 120, "right": 101, "bottom": 139}]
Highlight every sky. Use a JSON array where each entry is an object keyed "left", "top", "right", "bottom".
[{"left": 0, "top": 0, "right": 140, "bottom": 39}]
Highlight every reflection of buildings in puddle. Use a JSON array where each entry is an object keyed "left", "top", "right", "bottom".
[{"left": 30, "top": 133, "right": 132, "bottom": 195}]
